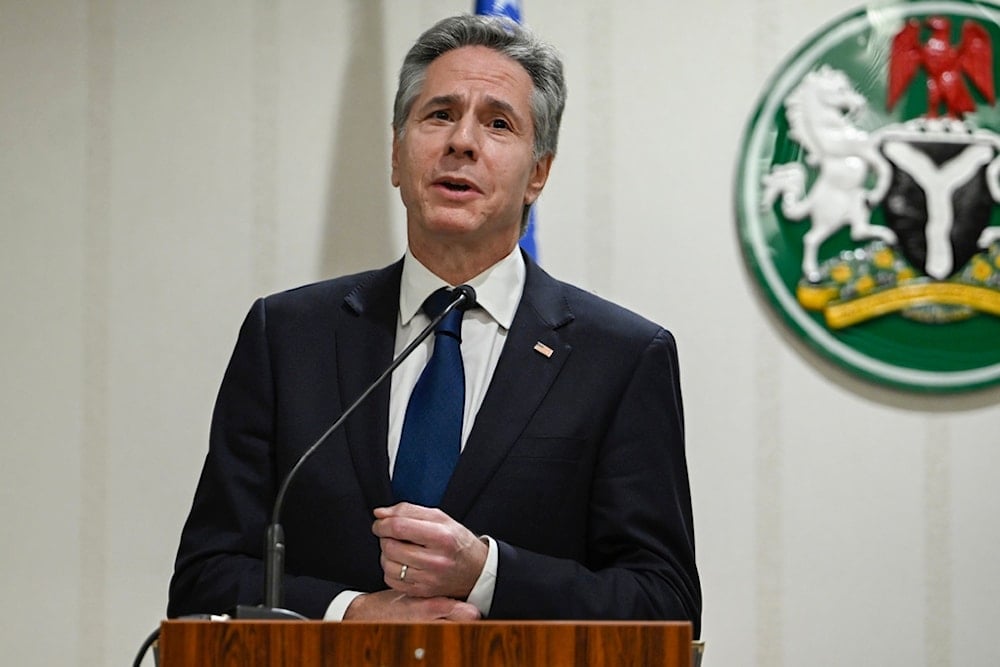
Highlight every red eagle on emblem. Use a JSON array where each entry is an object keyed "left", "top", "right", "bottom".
[{"left": 888, "top": 17, "right": 995, "bottom": 117}]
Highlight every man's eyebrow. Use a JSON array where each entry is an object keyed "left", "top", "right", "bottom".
[
  {"left": 417, "top": 95, "right": 460, "bottom": 114},
  {"left": 483, "top": 95, "right": 519, "bottom": 119}
]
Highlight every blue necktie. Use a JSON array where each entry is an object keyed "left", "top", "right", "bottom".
[{"left": 392, "top": 288, "right": 465, "bottom": 506}]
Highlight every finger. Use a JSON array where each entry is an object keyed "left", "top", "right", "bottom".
[
  {"left": 442, "top": 601, "right": 481, "bottom": 622},
  {"left": 382, "top": 563, "right": 407, "bottom": 592},
  {"left": 416, "top": 597, "right": 479, "bottom": 621},
  {"left": 346, "top": 591, "right": 472, "bottom": 622},
  {"left": 379, "top": 535, "right": 435, "bottom": 567},
  {"left": 374, "top": 502, "right": 447, "bottom": 522},
  {"left": 379, "top": 553, "right": 417, "bottom": 583},
  {"left": 378, "top": 552, "right": 450, "bottom": 599},
  {"left": 375, "top": 513, "right": 456, "bottom": 549},
  {"left": 383, "top": 541, "right": 457, "bottom": 587},
  {"left": 373, "top": 516, "right": 429, "bottom": 545},
  {"left": 379, "top": 552, "right": 404, "bottom": 577},
  {"left": 379, "top": 551, "right": 431, "bottom": 596}
]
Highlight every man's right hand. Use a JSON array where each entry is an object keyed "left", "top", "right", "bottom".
[{"left": 343, "top": 589, "right": 481, "bottom": 621}]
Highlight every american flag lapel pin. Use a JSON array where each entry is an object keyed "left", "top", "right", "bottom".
[{"left": 533, "top": 341, "right": 554, "bottom": 358}]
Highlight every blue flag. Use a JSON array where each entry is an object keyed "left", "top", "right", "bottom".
[
  {"left": 475, "top": 0, "right": 538, "bottom": 260},
  {"left": 475, "top": 0, "right": 522, "bottom": 22}
]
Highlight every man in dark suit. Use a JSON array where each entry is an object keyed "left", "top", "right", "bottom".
[{"left": 168, "top": 14, "right": 700, "bottom": 633}]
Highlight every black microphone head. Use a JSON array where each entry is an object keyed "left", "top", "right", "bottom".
[{"left": 453, "top": 284, "right": 478, "bottom": 311}]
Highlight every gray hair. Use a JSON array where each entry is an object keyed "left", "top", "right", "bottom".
[{"left": 392, "top": 14, "right": 567, "bottom": 162}]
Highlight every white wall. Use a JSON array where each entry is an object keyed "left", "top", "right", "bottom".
[{"left": 2, "top": 1, "right": 998, "bottom": 665}]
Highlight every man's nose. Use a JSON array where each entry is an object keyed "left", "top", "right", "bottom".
[{"left": 446, "top": 116, "right": 480, "bottom": 158}]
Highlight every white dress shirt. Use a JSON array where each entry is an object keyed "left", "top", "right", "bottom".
[{"left": 324, "top": 247, "right": 526, "bottom": 620}]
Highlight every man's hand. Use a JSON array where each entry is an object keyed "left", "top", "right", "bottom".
[
  {"left": 372, "top": 503, "right": 488, "bottom": 600},
  {"left": 343, "top": 589, "right": 480, "bottom": 621}
]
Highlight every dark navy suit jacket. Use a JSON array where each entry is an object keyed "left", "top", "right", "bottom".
[{"left": 168, "top": 255, "right": 701, "bottom": 634}]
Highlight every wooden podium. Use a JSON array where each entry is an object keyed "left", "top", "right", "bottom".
[{"left": 158, "top": 620, "right": 694, "bottom": 666}]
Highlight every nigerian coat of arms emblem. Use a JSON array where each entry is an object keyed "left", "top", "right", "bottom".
[{"left": 736, "top": 0, "right": 1000, "bottom": 392}]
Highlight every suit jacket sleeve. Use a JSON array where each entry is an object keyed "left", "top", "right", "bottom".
[
  {"left": 487, "top": 327, "right": 701, "bottom": 635},
  {"left": 167, "top": 298, "right": 347, "bottom": 619}
]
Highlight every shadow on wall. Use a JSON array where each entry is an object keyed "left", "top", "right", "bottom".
[{"left": 321, "top": 0, "right": 395, "bottom": 278}]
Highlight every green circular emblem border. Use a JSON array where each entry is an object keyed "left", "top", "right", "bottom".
[{"left": 735, "top": 0, "right": 1000, "bottom": 393}]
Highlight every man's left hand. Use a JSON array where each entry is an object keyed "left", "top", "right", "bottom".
[{"left": 372, "top": 503, "right": 488, "bottom": 600}]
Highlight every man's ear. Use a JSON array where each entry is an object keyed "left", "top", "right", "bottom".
[
  {"left": 390, "top": 132, "right": 400, "bottom": 187},
  {"left": 524, "top": 154, "right": 554, "bottom": 206}
]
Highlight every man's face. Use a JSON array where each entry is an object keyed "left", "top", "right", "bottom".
[{"left": 392, "top": 46, "right": 552, "bottom": 255}]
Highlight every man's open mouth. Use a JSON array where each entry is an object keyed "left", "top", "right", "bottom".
[{"left": 436, "top": 178, "right": 478, "bottom": 193}]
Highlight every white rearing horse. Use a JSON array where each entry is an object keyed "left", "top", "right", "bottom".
[{"left": 762, "top": 65, "right": 897, "bottom": 282}]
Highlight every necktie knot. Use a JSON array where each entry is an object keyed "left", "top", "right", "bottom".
[{"left": 423, "top": 287, "right": 464, "bottom": 340}]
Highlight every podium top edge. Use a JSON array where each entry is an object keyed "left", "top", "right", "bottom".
[{"left": 161, "top": 619, "right": 693, "bottom": 628}]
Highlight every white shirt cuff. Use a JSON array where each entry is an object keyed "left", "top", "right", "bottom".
[
  {"left": 465, "top": 535, "right": 498, "bottom": 617},
  {"left": 324, "top": 590, "right": 364, "bottom": 621}
]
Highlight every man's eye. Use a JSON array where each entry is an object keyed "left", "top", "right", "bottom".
[
  {"left": 490, "top": 118, "right": 511, "bottom": 130},
  {"left": 431, "top": 110, "right": 451, "bottom": 120}
]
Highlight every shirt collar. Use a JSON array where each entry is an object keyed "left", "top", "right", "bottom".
[{"left": 399, "top": 246, "right": 526, "bottom": 330}]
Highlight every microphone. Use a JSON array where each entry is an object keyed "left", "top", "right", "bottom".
[{"left": 235, "top": 284, "right": 477, "bottom": 619}]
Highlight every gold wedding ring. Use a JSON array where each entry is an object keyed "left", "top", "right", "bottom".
[{"left": 399, "top": 563, "right": 408, "bottom": 581}]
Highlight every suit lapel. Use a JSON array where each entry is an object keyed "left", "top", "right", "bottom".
[
  {"left": 336, "top": 260, "right": 403, "bottom": 511},
  {"left": 441, "top": 257, "right": 574, "bottom": 520}
]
